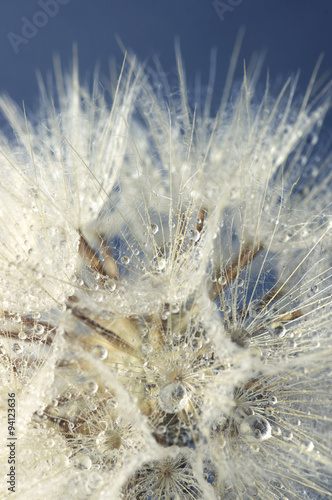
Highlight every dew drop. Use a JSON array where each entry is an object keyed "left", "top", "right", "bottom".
[
  {"left": 300, "top": 441, "right": 314, "bottom": 453},
  {"left": 143, "top": 361, "right": 156, "bottom": 374},
  {"left": 87, "top": 472, "right": 104, "bottom": 490},
  {"left": 13, "top": 343, "right": 23, "bottom": 354},
  {"left": 121, "top": 256, "right": 130, "bottom": 265},
  {"left": 170, "top": 303, "right": 180, "bottom": 314},
  {"left": 91, "top": 344, "right": 108, "bottom": 360},
  {"left": 283, "top": 430, "right": 293, "bottom": 441},
  {"left": 268, "top": 395, "right": 278, "bottom": 405},
  {"left": 190, "top": 229, "right": 200, "bottom": 242},
  {"left": 240, "top": 415, "right": 272, "bottom": 442},
  {"left": 35, "top": 324, "right": 45, "bottom": 336},
  {"left": 272, "top": 324, "right": 286, "bottom": 338},
  {"left": 142, "top": 343, "right": 153, "bottom": 356},
  {"left": 44, "top": 439, "right": 55, "bottom": 448},
  {"left": 106, "top": 397, "right": 118, "bottom": 410},
  {"left": 104, "top": 279, "right": 116, "bottom": 292},
  {"left": 158, "top": 382, "right": 188, "bottom": 413},
  {"left": 152, "top": 256, "right": 166, "bottom": 271},
  {"left": 73, "top": 454, "right": 92, "bottom": 470},
  {"left": 85, "top": 380, "right": 98, "bottom": 395},
  {"left": 150, "top": 223, "right": 159, "bottom": 234}
]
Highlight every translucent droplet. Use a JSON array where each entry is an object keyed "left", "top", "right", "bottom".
[
  {"left": 150, "top": 224, "right": 159, "bottom": 235},
  {"left": 104, "top": 279, "right": 116, "bottom": 292},
  {"left": 13, "top": 314, "right": 21, "bottom": 323},
  {"left": 44, "top": 439, "right": 55, "bottom": 448},
  {"left": 272, "top": 324, "right": 286, "bottom": 338},
  {"left": 190, "top": 229, "right": 200, "bottom": 242},
  {"left": 240, "top": 415, "right": 271, "bottom": 442},
  {"left": 87, "top": 472, "right": 104, "bottom": 489},
  {"left": 143, "top": 361, "right": 156, "bottom": 374},
  {"left": 73, "top": 454, "right": 92, "bottom": 470},
  {"left": 106, "top": 397, "right": 118, "bottom": 410},
  {"left": 152, "top": 256, "right": 166, "bottom": 271},
  {"left": 268, "top": 395, "right": 277, "bottom": 405},
  {"left": 144, "top": 384, "right": 159, "bottom": 398},
  {"left": 85, "top": 380, "right": 98, "bottom": 395},
  {"left": 13, "top": 343, "right": 23, "bottom": 354},
  {"left": 158, "top": 382, "right": 188, "bottom": 413},
  {"left": 91, "top": 345, "right": 108, "bottom": 360},
  {"left": 218, "top": 276, "right": 227, "bottom": 286},
  {"left": 170, "top": 303, "right": 180, "bottom": 314},
  {"left": 283, "top": 430, "right": 293, "bottom": 441},
  {"left": 35, "top": 324, "right": 45, "bottom": 336},
  {"left": 300, "top": 441, "right": 314, "bottom": 453},
  {"left": 18, "top": 331, "right": 27, "bottom": 340},
  {"left": 142, "top": 343, "right": 153, "bottom": 355},
  {"left": 121, "top": 256, "right": 130, "bottom": 265}
]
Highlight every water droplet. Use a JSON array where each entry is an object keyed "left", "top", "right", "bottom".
[
  {"left": 104, "top": 279, "right": 116, "bottom": 292},
  {"left": 218, "top": 276, "right": 227, "bottom": 286},
  {"left": 158, "top": 382, "right": 188, "bottom": 413},
  {"left": 249, "top": 300, "right": 264, "bottom": 318},
  {"left": 44, "top": 439, "right": 55, "bottom": 448},
  {"left": 152, "top": 256, "right": 166, "bottom": 271},
  {"left": 143, "top": 361, "right": 156, "bottom": 374},
  {"left": 73, "top": 454, "right": 92, "bottom": 470},
  {"left": 121, "top": 256, "right": 130, "bottom": 265},
  {"left": 190, "top": 229, "right": 200, "bottom": 243},
  {"left": 240, "top": 415, "right": 272, "bottom": 441},
  {"left": 142, "top": 343, "right": 153, "bottom": 355},
  {"left": 272, "top": 324, "right": 286, "bottom": 338},
  {"left": 92, "top": 345, "right": 108, "bottom": 360},
  {"left": 283, "top": 430, "right": 293, "bottom": 441},
  {"left": 144, "top": 384, "right": 159, "bottom": 398},
  {"left": 268, "top": 395, "right": 277, "bottom": 405},
  {"left": 300, "top": 441, "right": 314, "bottom": 453},
  {"left": 13, "top": 343, "right": 23, "bottom": 354},
  {"left": 150, "top": 223, "right": 159, "bottom": 234},
  {"left": 106, "top": 397, "right": 118, "bottom": 410},
  {"left": 35, "top": 324, "right": 45, "bottom": 335},
  {"left": 170, "top": 303, "right": 180, "bottom": 314},
  {"left": 85, "top": 380, "right": 98, "bottom": 395}
]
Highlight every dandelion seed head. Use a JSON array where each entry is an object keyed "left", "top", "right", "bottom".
[{"left": 1, "top": 46, "right": 332, "bottom": 499}]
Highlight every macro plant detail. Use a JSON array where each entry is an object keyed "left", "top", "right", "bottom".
[{"left": 0, "top": 44, "right": 332, "bottom": 499}]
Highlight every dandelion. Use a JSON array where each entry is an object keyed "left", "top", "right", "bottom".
[{"left": 1, "top": 40, "right": 332, "bottom": 499}]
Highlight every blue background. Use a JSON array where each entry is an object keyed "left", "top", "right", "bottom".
[{"left": 1, "top": 0, "right": 332, "bottom": 124}]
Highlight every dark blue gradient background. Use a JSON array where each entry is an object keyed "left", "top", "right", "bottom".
[{"left": 1, "top": 0, "right": 332, "bottom": 124}]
